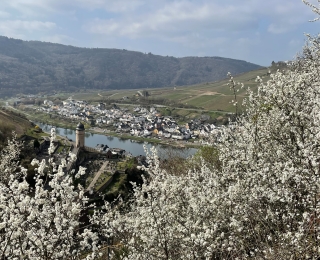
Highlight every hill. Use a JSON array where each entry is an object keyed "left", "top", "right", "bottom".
[
  {"left": 0, "top": 36, "right": 262, "bottom": 97},
  {"left": 69, "top": 67, "right": 269, "bottom": 113},
  {"left": 0, "top": 108, "right": 33, "bottom": 147}
]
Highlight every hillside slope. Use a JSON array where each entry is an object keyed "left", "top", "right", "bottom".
[
  {"left": 0, "top": 109, "right": 33, "bottom": 147},
  {"left": 0, "top": 36, "right": 262, "bottom": 96}
]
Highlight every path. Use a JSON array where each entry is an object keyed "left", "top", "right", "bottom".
[
  {"left": 112, "top": 103, "right": 230, "bottom": 113},
  {"left": 99, "top": 93, "right": 118, "bottom": 99},
  {"left": 86, "top": 161, "right": 109, "bottom": 191}
]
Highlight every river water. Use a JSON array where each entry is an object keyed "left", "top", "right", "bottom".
[{"left": 36, "top": 123, "right": 197, "bottom": 158}]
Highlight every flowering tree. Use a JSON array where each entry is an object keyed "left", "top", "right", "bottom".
[
  {"left": 303, "top": 0, "right": 320, "bottom": 21},
  {"left": 0, "top": 133, "right": 22, "bottom": 184},
  {"left": 0, "top": 133, "right": 104, "bottom": 259},
  {"left": 2, "top": 1, "right": 320, "bottom": 259},
  {"left": 104, "top": 3, "right": 320, "bottom": 259}
]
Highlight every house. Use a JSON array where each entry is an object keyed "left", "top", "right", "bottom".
[
  {"left": 98, "top": 103, "right": 105, "bottom": 109},
  {"left": 43, "top": 100, "right": 54, "bottom": 106},
  {"left": 172, "top": 133, "right": 184, "bottom": 140},
  {"left": 107, "top": 148, "right": 126, "bottom": 158},
  {"left": 143, "top": 130, "right": 152, "bottom": 136},
  {"left": 183, "top": 133, "right": 191, "bottom": 140},
  {"left": 105, "top": 150, "right": 118, "bottom": 159},
  {"left": 150, "top": 107, "right": 156, "bottom": 113}
]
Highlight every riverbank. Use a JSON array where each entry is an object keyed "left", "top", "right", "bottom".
[
  {"left": 35, "top": 122, "right": 198, "bottom": 157},
  {"left": 5, "top": 106, "right": 201, "bottom": 149},
  {"left": 89, "top": 127, "right": 201, "bottom": 149}
]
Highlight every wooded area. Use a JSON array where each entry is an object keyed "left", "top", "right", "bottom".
[{"left": 0, "top": 36, "right": 261, "bottom": 96}]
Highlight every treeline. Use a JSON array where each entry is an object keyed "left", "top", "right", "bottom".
[{"left": 0, "top": 36, "right": 262, "bottom": 96}]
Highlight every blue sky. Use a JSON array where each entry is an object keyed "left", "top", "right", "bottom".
[{"left": 0, "top": 0, "right": 319, "bottom": 66}]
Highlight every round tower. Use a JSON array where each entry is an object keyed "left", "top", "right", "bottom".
[{"left": 76, "top": 122, "right": 85, "bottom": 148}]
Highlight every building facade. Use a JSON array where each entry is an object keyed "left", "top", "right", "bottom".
[{"left": 76, "top": 122, "right": 85, "bottom": 148}]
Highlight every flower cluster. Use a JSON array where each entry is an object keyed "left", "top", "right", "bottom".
[
  {"left": 103, "top": 28, "right": 320, "bottom": 260},
  {"left": 0, "top": 133, "right": 102, "bottom": 259},
  {"left": 1, "top": 2, "right": 320, "bottom": 259}
]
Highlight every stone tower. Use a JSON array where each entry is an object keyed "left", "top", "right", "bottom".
[{"left": 76, "top": 122, "right": 85, "bottom": 148}]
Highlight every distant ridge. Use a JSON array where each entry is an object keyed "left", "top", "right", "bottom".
[{"left": 0, "top": 36, "right": 262, "bottom": 96}]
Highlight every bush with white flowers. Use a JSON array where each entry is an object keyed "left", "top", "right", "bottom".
[
  {"left": 104, "top": 4, "right": 320, "bottom": 259},
  {"left": 2, "top": 1, "right": 320, "bottom": 259},
  {"left": 0, "top": 134, "right": 103, "bottom": 259}
]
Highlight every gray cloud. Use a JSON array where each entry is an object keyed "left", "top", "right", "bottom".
[
  {"left": 84, "top": 1, "right": 259, "bottom": 38},
  {"left": 1, "top": 0, "right": 315, "bottom": 37},
  {"left": 83, "top": 0, "right": 314, "bottom": 39},
  {"left": 2, "top": 0, "right": 147, "bottom": 16},
  {"left": 0, "top": 0, "right": 318, "bottom": 65},
  {"left": 76, "top": 0, "right": 145, "bottom": 12}
]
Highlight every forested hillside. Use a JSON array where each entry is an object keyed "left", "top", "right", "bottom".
[{"left": 0, "top": 36, "right": 262, "bottom": 96}]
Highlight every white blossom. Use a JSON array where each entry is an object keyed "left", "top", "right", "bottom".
[
  {"left": 101, "top": 15, "right": 320, "bottom": 259},
  {"left": 0, "top": 135, "right": 103, "bottom": 259}
]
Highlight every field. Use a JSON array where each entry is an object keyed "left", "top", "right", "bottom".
[
  {"left": 147, "top": 67, "right": 269, "bottom": 112},
  {"left": 52, "top": 67, "right": 269, "bottom": 113}
]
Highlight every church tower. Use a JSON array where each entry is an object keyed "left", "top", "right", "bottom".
[{"left": 76, "top": 122, "right": 85, "bottom": 148}]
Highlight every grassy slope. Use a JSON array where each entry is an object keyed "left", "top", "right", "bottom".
[
  {"left": 0, "top": 109, "right": 32, "bottom": 135},
  {"left": 153, "top": 67, "right": 269, "bottom": 112},
  {"left": 68, "top": 68, "right": 269, "bottom": 113},
  {"left": 0, "top": 109, "right": 34, "bottom": 148}
]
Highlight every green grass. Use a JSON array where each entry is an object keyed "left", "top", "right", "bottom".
[
  {"left": 56, "top": 144, "right": 66, "bottom": 154},
  {"left": 186, "top": 95, "right": 218, "bottom": 106},
  {"left": 159, "top": 92, "right": 191, "bottom": 100},
  {"left": 145, "top": 68, "right": 268, "bottom": 111},
  {"left": 104, "top": 172, "right": 127, "bottom": 195},
  {"left": 25, "top": 128, "right": 50, "bottom": 139},
  {"left": 95, "top": 172, "right": 114, "bottom": 191}
]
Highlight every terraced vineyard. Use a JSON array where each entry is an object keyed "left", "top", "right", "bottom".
[{"left": 68, "top": 67, "right": 268, "bottom": 113}]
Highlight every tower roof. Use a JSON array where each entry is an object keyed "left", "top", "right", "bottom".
[{"left": 76, "top": 122, "right": 85, "bottom": 131}]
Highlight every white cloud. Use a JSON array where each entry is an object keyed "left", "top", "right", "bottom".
[
  {"left": 84, "top": 1, "right": 258, "bottom": 39},
  {"left": 76, "top": 0, "right": 145, "bottom": 13},
  {"left": 0, "top": 20, "right": 56, "bottom": 39},
  {"left": 83, "top": 0, "right": 315, "bottom": 40},
  {"left": 262, "top": 1, "right": 314, "bottom": 34},
  {"left": 2, "top": 0, "right": 55, "bottom": 17},
  {"left": 81, "top": 0, "right": 315, "bottom": 65},
  {"left": 289, "top": 39, "right": 303, "bottom": 47},
  {"left": 268, "top": 24, "right": 290, "bottom": 34},
  {"left": 2, "top": 0, "right": 146, "bottom": 16},
  {"left": 0, "top": 0, "right": 317, "bottom": 65},
  {"left": 0, "top": 20, "right": 55, "bottom": 31},
  {"left": 0, "top": 11, "right": 11, "bottom": 18},
  {"left": 1, "top": 0, "right": 315, "bottom": 37}
]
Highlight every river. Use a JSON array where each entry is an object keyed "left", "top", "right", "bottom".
[{"left": 36, "top": 123, "right": 197, "bottom": 158}]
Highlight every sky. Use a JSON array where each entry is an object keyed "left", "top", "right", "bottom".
[{"left": 0, "top": 0, "right": 319, "bottom": 66}]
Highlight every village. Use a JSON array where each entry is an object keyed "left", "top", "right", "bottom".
[{"left": 31, "top": 97, "right": 222, "bottom": 142}]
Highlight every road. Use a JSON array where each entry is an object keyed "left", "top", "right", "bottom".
[
  {"left": 98, "top": 93, "right": 118, "bottom": 99},
  {"left": 112, "top": 103, "right": 231, "bottom": 114}
]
